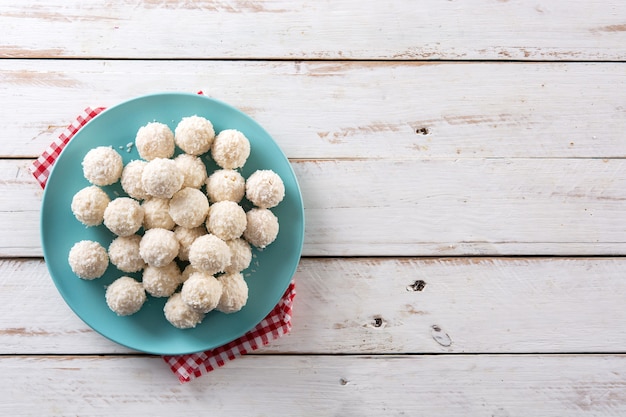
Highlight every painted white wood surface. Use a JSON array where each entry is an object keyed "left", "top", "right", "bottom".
[
  {"left": 3, "top": 354, "right": 626, "bottom": 416},
  {"left": 1, "top": 0, "right": 625, "bottom": 60},
  {"left": 2, "top": 257, "right": 626, "bottom": 355},
  {"left": 2, "top": 0, "right": 625, "bottom": 414},
  {"left": 2, "top": 60, "right": 626, "bottom": 159},
  {"left": 2, "top": 157, "right": 625, "bottom": 257}
]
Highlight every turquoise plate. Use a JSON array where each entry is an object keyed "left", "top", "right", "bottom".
[{"left": 41, "top": 92, "right": 305, "bottom": 355}]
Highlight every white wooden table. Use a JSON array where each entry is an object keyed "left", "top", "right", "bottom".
[{"left": 2, "top": 1, "right": 626, "bottom": 415}]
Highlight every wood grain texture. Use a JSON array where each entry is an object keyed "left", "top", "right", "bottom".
[
  {"left": 3, "top": 157, "right": 626, "bottom": 256},
  {"left": 1, "top": 1, "right": 625, "bottom": 60},
  {"left": 2, "top": 257, "right": 626, "bottom": 355},
  {"left": 2, "top": 60, "right": 626, "bottom": 158},
  {"left": 3, "top": 354, "right": 626, "bottom": 416}
]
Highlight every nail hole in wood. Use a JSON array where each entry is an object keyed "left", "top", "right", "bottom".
[
  {"left": 373, "top": 317, "right": 383, "bottom": 327},
  {"left": 415, "top": 127, "right": 429, "bottom": 135},
  {"left": 340, "top": 378, "right": 348, "bottom": 385},
  {"left": 407, "top": 280, "right": 426, "bottom": 292}
]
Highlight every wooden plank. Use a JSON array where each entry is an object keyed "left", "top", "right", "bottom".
[
  {"left": 2, "top": 60, "right": 626, "bottom": 159},
  {"left": 1, "top": 1, "right": 625, "bottom": 60},
  {"left": 3, "top": 157, "right": 626, "bottom": 257},
  {"left": 3, "top": 257, "right": 626, "bottom": 354},
  {"left": 2, "top": 354, "right": 626, "bottom": 416}
]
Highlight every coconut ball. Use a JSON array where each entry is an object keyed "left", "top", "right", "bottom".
[
  {"left": 206, "top": 169, "right": 245, "bottom": 203},
  {"left": 68, "top": 240, "right": 109, "bottom": 280},
  {"left": 71, "top": 185, "right": 110, "bottom": 227},
  {"left": 211, "top": 129, "right": 251, "bottom": 169},
  {"left": 103, "top": 197, "right": 144, "bottom": 237},
  {"left": 180, "top": 272, "right": 223, "bottom": 314},
  {"left": 174, "top": 225, "right": 207, "bottom": 261},
  {"left": 139, "top": 228, "right": 180, "bottom": 267},
  {"left": 188, "top": 234, "right": 232, "bottom": 275},
  {"left": 81, "top": 146, "right": 123, "bottom": 186},
  {"left": 243, "top": 208, "right": 279, "bottom": 249},
  {"left": 135, "top": 122, "right": 175, "bottom": 161},
  {"left": 108, "top": 234, "right": 145, "bottom": 273},
  {"left": 225, "top": 238, "right": 252, "bottom": 273},
  {"left": 169, "top": 187, "right": 209, "bottom": 228},
  {"left": 142, "top": 197, "right": 175, "bottom": 230},
  {"left": 164, "top": 292, "right": 205, "bottom": 329},
  {"left": 174, "top": 153, "right": 207, "bottom": 189},
  {"left": 245, "top": 169, "right": 285, "bottom": 209},
  {"left": 217, "top": 272, "right": 249, "bottom": 314},
  {"left": 181, "top": 264, "right": 201, "bottom": 283},
  {"left": 174, "top": 115, "right": 215, "bottom": 155},
  {"left": 120, "top": 160, "right": 149, "bottom": 200},
  {"left": 206, "top": 200, "right": 247, "bottom": 241},
  {"left": 105, "top": 276, "right": 146, "bottom": 316},
  {"left": 142, "top": 262, "right": 181, "bottom": 298},
  {"left": 141, "top": 158, "right": 183, "bottom": 199}
]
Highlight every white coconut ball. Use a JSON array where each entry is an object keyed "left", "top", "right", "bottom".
[
  {"left": 142, "top": 197, "right": 175, "bottom": 230},
  {"left": 105, "top": 276, "right": 146, "bottom": 316},
  {"left": 181, "top": 264, "right": 201, "bottom": 284},
  {"left": 169, "top": 187, "right": 209, "bottom": 228},
  {"left": 68, "top": 240, "right": 109, "bottom": 280},
  {"left": 81, "top": 146, "right": 123, "bottom": 186},
  {"left": 142, "top": 262, "right": 181, "bottom": 298},
  {"left": 245, "top": 169, "right": 285, "bottom": 209},
  {"left": 173, "top": 225, "right": 207, "bottom": 261},
  {"left": 217, "top": 272, "right": 249, "bottom": 314},
  {"left": 174, "top": 115, "right": 215, "bottom": 155},
  {"left": 108, "top": 234, "right": 145, "bottom": 273},
  {"left": 206, "top": 169, "right": 245, "bottom": 203},
  {"left": 188, "top": 234, "right": 232, "bottom": 275},
  {"left": 243, "top": 208, "right": 279, "bottom": 249},
  {"left": 180, "top": 272, "right": 223, "bottom": 314},
  {"left": 120, "top": 160, "right": 149, "bottom": 200},
  {"left": 139, "top": 228, "right": 180, "bottom": 267},
  {"left": 71, "top": 185, "right": 110, "bottom": 227},
  {"left": 211, "top": 129, "right": 251, "bottom": 169},
  {"left": 164, "top": 292, "right": 205, "bottom": 329},
  {"left": 141, "top": 157, "right": 183, "bottom": 199},
  {"left": 206, "top": 200, "right": 247, "bottom": 241},
  {"left": 174, "top": 153, "right": 207, "bottom": 189},
  {"left": 225, "top": 238, "right": 252, "bottom": 273},
  {"left": 103, "top": 197, "right": 144, "bottom": 237},
  {"left": 135, "top": 122, "right": 175, "bottom": 161}
]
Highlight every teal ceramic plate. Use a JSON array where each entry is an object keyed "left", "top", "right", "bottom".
[{"left": 41, "top": 92, "right": 304, "bottom": 355}]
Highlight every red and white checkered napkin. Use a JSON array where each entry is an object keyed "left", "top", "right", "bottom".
[{"left": 30, "top": 105, "right": 296, "bottom": 383}]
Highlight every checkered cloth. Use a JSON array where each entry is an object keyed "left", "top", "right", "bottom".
[{"left": 29, "top": 103, "right": 296, "bottom": 383}]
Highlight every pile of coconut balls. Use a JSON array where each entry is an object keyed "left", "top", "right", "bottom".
[{"left": 67, "top": 115, "right": 285, "bottom": 329}]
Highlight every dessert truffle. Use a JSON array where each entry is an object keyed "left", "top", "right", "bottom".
[
  {"left": 245, "top": 169, "right": 285, "bottom": 209},
  {"left": 141, "top": 157, "right": 183, "bottom": 199},
  {"left": 81, "top": 146, "right": 123, "bottom": 186},
  {"left": 169, "top": 187, "right": 209, "bottom": 228},
  {"left": 174, "top": 115, "right": 215, "bottom": 155},
  {"left": 139, "top": 228, "right": 180, "bottom": 267},
  {"left": 210, "top": 129, "right": 250, "bottom": 169},
  {"left": 103, "top": 197, "right": 144, "bottom": 237},
  {"left": 206, "top": 200, "right": 247, "bottom": 241},
  {"left": 217, "top": 272, "right": 249, "bottom": 314},
  {"left": 206, "top": 169, "right": 245, "bottom": 203},
  {"left": 243, "top": 208, "right": 279, "bottom": 249},
  {"left": 71, "top": 185, "right": 110, "bottom": 227},
  {"left": 105, "top": 276, "right": 146, "bottom": 316},
  {"left": 135, "top": 122, "right": 175, "bottom": 161},
  {"left": 180, "top": 272, "right": 223, "bottom": 314},
  {"left": 108, "top": 234, "right": 145, "bottom": 273},
  {"left": 164, "top": 292, "right": 205, "bottom": 329},
  {"left": 68, "top": 240, "right": 109, "bottom": 280}
]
